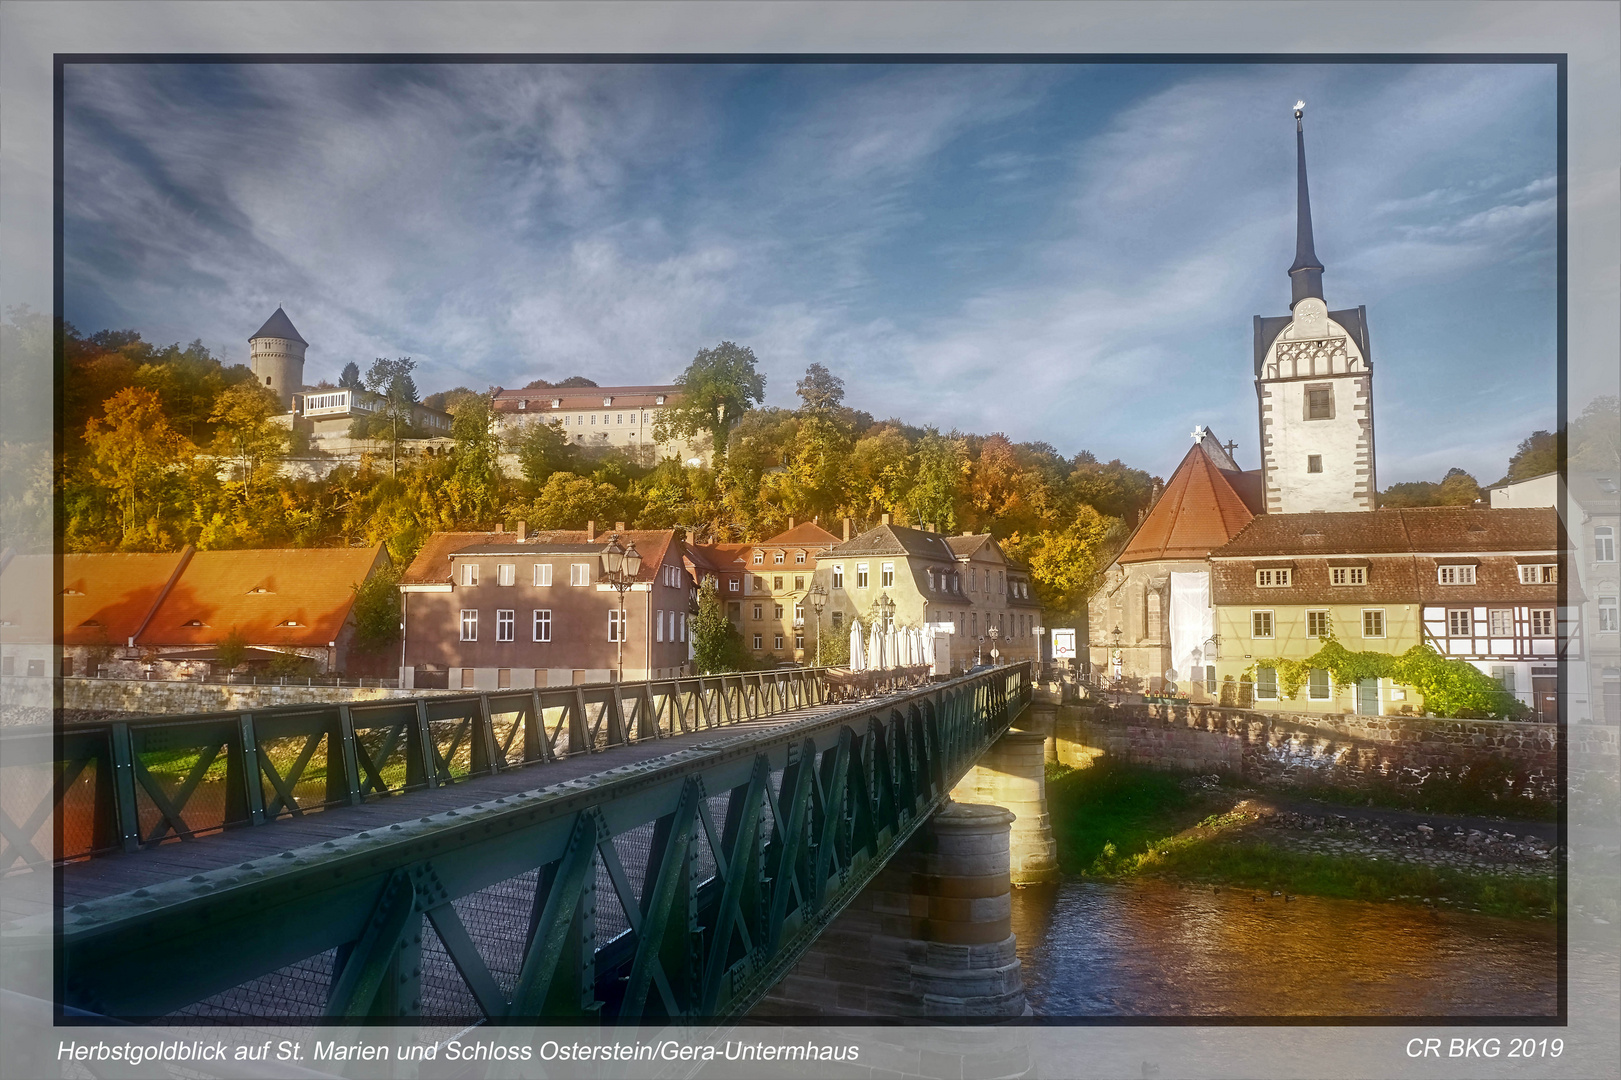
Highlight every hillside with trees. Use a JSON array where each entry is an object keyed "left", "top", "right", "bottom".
[{"left": 32, "top": 309, "right": 1159, "bottom": 624}]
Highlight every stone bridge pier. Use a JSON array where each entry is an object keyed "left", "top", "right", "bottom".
[
  {"left": 752, "top": 800, "right": 1031, "bottom": 1021},
  {"left": 950, "top": 727, "right": 1059, "bottom": 885}
]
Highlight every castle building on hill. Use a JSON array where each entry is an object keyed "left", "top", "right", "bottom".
[{"left": 249, "top": 306, "right": 307, "bottom": 409}]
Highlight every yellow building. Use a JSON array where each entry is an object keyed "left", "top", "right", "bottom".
[{"left": 1210, "top": 507, "right": 1564, "bottom": 718}]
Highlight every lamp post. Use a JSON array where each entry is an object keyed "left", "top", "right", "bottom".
[
  {"left": 808, "top": 581, "right": 827, "bottom": 667},
  {"left": 601, "top": 534, "right": 642, "bottom": 683},
  {"left": 987, "top": 623, "right": 1000, "bottom": 666}
]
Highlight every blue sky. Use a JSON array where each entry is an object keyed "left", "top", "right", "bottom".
[{"left": 62, "top": 60, "right": 1557, "bottom": 485}]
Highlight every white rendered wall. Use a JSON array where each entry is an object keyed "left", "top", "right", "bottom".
[
  {"left": 1257, "top": 298, "right": 1374, "bottom": 513},
  {"left": 1490, "top": 473, "right": 1560, "bottom": 509}
]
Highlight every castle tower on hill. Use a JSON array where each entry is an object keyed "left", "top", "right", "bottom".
[
  {"left": 1252, "top": 104, "right": 1377, "bottom": 514},
  {"left": 249, "top": 307, "right": 307, "bottom": 410}
]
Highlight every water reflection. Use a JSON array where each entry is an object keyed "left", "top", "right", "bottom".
[{"left": 1011, "top": 878, "right": 1557, "bottom": 1017}]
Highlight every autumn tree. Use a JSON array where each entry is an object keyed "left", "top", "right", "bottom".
[
  {"left": 446, "top": 393, "right": 502, "bottom": 526},
  {"left": 1504, "top": 429, "right": 1558, "bottom": 483},
  {"left": 83, "top": 387, "right": 197, "bottom": 546},
  {"left": 905, "top": 429, "right": 968, "bottom": 533},
  {"left": 209, "top": 381, "right": 288, "bottom": 486},
  {"left": 362, "top": 356, "right": 419, "bottom": 477},
  {"left": 655, "top": 341, "right": 766, "bottom": 464}
]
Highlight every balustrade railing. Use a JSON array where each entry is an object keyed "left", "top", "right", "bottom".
[
  {"left": 31, "top": 663, "right": 1032, "bottom": 1022},
  {"left": 0, "top": 669, "right": 828, "bottom": 873}
]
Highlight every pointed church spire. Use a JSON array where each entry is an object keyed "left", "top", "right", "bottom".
[{"left": 1288, "top": 101, "right": 1324, "bottom": 309}]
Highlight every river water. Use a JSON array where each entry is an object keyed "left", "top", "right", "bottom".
[{"left": 1010, "top": 878, "right": 1558, "bottom": 1018}]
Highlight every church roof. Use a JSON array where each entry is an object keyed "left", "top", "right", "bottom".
[
  {"left": 250, "top": 307, "right": 307, "bottom": 345},
  {"left": 1117, "top": 440, "right": 1261, "bottom": 565}
]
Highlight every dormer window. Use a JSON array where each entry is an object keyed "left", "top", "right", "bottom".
[
  {"left": 80, "top": 619, "right": 100, "bottom": 627},
  {"left": 603, "top": 396, "right": 613, "bottom": 407},
  {"left": 1330, "top": 567, "right": 1365, "bottom": 586},
  {"left": 1518, "top": 564, "right": 1557, "bottom": 585},
  {"left": 182, "top": 619, "right": 206, "bottom": 627},
  {"left": 1256, "top": 568, "right": 1292, "bottom": 587},
  {"left": 247, "top": 585, "right": 275, "bottom": 594},
  {"left": 278, "top": 619, "right": 302, "bottom": 627},
  {"left": 656, "top": 395, "right": 666, "bottom": 406},
  {"left": 518, "top": 399, "right": 527, "bottom": 410},
  {"left": 62, "top": 588, "right": 84, "bottom": 596},
  {"left": 552, "top": 398, "right": 562, "bottom": 408},
  {"left": 1438, "top": 565, "right": 1476, "bottom": 585}
]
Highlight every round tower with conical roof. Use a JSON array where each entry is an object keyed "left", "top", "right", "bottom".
[{"left": 248, "top": 307, "right": 307, "bottom": 409}]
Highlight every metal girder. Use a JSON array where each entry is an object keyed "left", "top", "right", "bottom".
[{"left": 43, "top": 664, "right": 1031, "bottom": 1022}]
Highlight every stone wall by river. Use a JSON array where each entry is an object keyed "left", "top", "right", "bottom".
[{"left": 1045, "top": 701, "right": 1618, "bottom": 805}]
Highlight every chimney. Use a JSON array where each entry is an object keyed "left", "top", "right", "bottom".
[
  {"left": 843, "top": 518, "right": 852, "bottom": 541},
  {"left": 615, "top": 521, "right": 626, "bottom": 533},
  {"left": 788, "top": 517, "right": 795, "bottom": 530},
  {"left": 961, "top": 530, "right": 973, "bottom": 537},
  {"left": 494, "top": 523, "right": 504, "bottom": 534},
  {"left": 587, "top": 520, "right": 596, "bottom": 542},
  {"left": 881, "top": 513, "right": 891, "bottom": 526},
  {"left": 516, "top": 520, "right": 527, "bottom": 541}
]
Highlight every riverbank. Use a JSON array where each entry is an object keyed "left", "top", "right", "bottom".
[{"left": 1045, "top": 761, "right": 1560, "bottom": 921}]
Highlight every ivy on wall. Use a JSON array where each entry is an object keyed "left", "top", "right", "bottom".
[{"left": 1243, "top": 638, "right": 1529, "bottom": 719}]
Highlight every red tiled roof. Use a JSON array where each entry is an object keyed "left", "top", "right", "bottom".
[
  {"left": 140, "top": 546, "right": 388, "bottom": 648},
  {"left": 1118, "top": 443, "right": 1259, "bottom": 564},
  {"left": 1212, "top": 507, "right": 1560, "bottom": 558},
  {"left": 406, "top": 529, "right": 684, "bottom": 586},
  {"left": 59, "top": 552, "right": 189, "bottom": 646},
  {"left": 493, "top": 385, "right": 681, "bottom": 412},
  {"left": 761, "top": 522, "right": 842, "bottom": 548}
]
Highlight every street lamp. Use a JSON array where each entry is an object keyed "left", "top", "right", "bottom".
[
  {"left": 987, "top": 623, "right": 1001, "bottom": 665},
  {"left": 808, "top": 581, "right": 827, "bottom": 667},
  {"left": 601, "top": 534, "right": 642, "bottom": 683}
]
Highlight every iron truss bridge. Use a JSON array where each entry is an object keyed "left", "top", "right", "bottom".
[{"left": 10, "top": 663, "right": 1030, "bottom": 1022}]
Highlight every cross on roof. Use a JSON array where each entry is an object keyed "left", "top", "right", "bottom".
[{"left": 1190, "top": 425, "right": 1207, "bottom": 443}]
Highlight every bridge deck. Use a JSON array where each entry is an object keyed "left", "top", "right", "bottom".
[{"left": 56, "top": 702, "right": 852, "bottom": 909}]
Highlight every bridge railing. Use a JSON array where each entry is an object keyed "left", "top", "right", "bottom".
[
  {"left": 35, "top": 662, "right": 1032, "bottom": 1023},
  {"left": 0, "top": 668, "right": 837, "bottom": 872}
]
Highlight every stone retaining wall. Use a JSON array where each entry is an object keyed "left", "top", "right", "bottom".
[
  {"left": 1046, "top": 702, "right": 1618, "bottom": 805},
  {"left": 2, "top": 675, "right": 452, "bottom": 722}
]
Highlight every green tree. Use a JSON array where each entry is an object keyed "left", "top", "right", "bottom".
[
  {"left": 905, "top": 429, "right": 968, "bottom": 532},
  {"left": 510, "top": 416, "right": 576, "bottom": 484},
  {"left": 338, "top": 361, "right": 362, "bottom": 389},
  {"left": 447, "top": 393, "right": 503, "bottom": 526},
  {"left": 522, "top": 472, "right": 638, "bottom": 530},
  {"left": 795, "top": 362, "right": 845, "bottom": 413},
  {"left": 350, "top": 563, "right": 401, "bottom": 656},
  {"left": 691, "top": 576, "right": 745, "bottom": 674},
  {"left": 1569, "top": 396, "right": 1619, "bottom": 472},
  {"left": 364, "top": 356, "right": 420, "bottom": 477},
  {"left": 83, "top": 387, "right": 197, "bottom": 546},
  {"left": 215, "top": 627, "right": 249, "bottom": 672},
  {"left": 209, "top": 381, "right": 288, "bottom": 486},
  {"left": 1504, "top": 429, "right": 1558, "bottom": 483},
  {"left": 655, "top": 341, "right": 766, "bottom": 464}
]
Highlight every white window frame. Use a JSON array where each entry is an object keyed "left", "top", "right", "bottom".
[
  {"left": 1306, "top": 610, "right": 1331, "bottom": 638},
  {"left": 832, "top": 565, "right": 844, "bottom": 589},
  {"left": 496, "top": 609, "right": 515, "bottom": 642},
  {"left": 1488, "top": 608, "right": 1513, "bottom": 636},
  {"left": 497, "top": 563, "right": 516, "bottom": 587},
  {"left": 1362, "top": 609, "right": 1385, "bottom": 638},
  {"left": 1256, "top": 568, "right": 1292, "bottom": 587},
  {"left": 533, "top": 563, "right": 552, "bottom": 587},
  {"left": 753, "top": 552, "right": 764, "bottom": 565},
  {"left": 1491, "top": 665, "right": 1517, "bottom": 694},
  {"left": 752, "top": 634, "right": 762, "bottom": 650},
  {"left": 1598, "top": 596, "right": 1619, "bottom": 633},
  {"left": 571, "top": 563, "right": 591, "bottom": 586},
  {"left": 1596, "top": 526, "right": 1616, "bottom": 563},
  {"left": 656, "top": 610, "right": 664, "bottom": 642},
  {"left": 881, "top": 562, "right": 895, "bottom": 588},
  {"left": 1447, "top": 609, "right": 1472, "bottom": 637},
  {"left": 774, "top": 551, "right": 785, "bottom": 564},
  {"left": 460, "top": 609, "right": 478, "bottom": 641},
  {"left": 1531, "top": 608, "right": 1555, "bottom": 637},
  {"left": 728, "top": 577, "right": 740, "bottom": 592},
  {"left": 795, "top": 551, "right": 806, "bottom": 564},
  {"left": 609, "top": 610, "right": 626, "bottom": 642},
  {"left": 533, "top": 609, "right": 552, "bottom": 642},
  {"left": 1438, "top": 565, "right": 1477, "bottom": 585},
  {"left": 856, "top": 564, "right": 869, "bottom": 589},
  {"left": 460, "top": 563, "right": 479, "bottom": 587},
  {"left": 1331, "top": 566, "right": 1366, "bottom": 586},
  {"left": 1519, "top": 564, "right": 1557, "bottom": 585},
  {"left": 1251, "top": 610, "right": 1274, "bottom": 638},
  {"left": 1307, "top": 668, "right": 1332, "bottom": 700},
  {"left": 1254, "top": 667, "right": 1279, "bottom": 700}
]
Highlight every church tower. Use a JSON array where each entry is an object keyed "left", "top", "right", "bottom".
[
  {"left": 248, "top": 306, "right": 307, "bottom": 410},
  {"left": 1253, "top": 104, "right": 1376, "bottom": 514}
]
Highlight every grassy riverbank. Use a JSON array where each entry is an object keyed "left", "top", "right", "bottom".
[{"left": 1046, "top": 761, "right": 1558, "bottom": 921}]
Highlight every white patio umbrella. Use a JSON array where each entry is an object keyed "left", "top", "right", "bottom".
[
  {"left": 870, "top": 621, "right": 885, "bottom": 671},
  {"left": 904, "top": 627, "right": 918, "bottom": 667},
  {"left": 849, "top": 623, "right": 865, "bottom": 671},
  {"left": 886, "top": 624, "right": 900, "bottom": 671},
  {"left": 923, "top": 628, "right": 936, "bottom": 671}
]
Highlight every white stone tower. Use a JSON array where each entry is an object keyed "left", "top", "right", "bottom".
[
  {"left": 248, "top": 307, "right": 308, "bottom": 410},
  {"left": 1252, "top": 103, "right": 1376, "bottom": 514}
]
